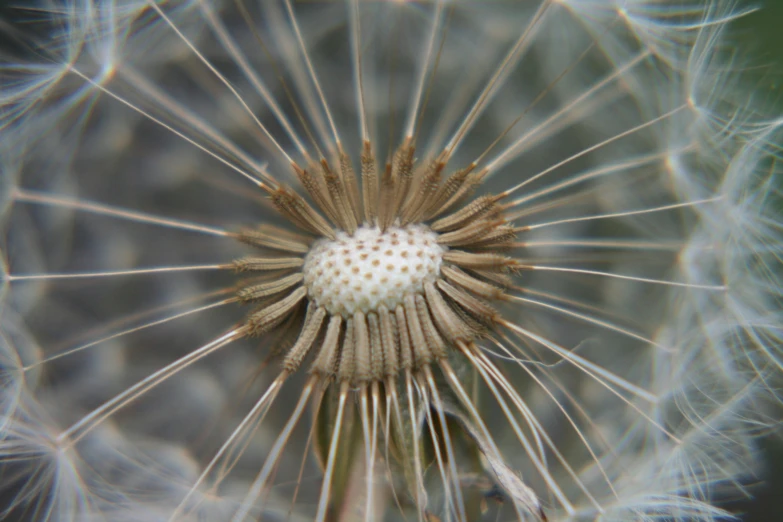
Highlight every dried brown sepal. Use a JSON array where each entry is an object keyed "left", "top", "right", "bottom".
[
  {"left": 292, "top": 163, "right": 339, "bottom": 224},
  {"left": 233, "top": 256, "right": 304, "bottom": 272},
  {"left": 443, "top": 251, "right": 518, "bottom": 271},
  {"left": 423, "top": 281, "right": 477, "bottom": 343},
  {"left": 237, "top": 273, "right": 304, "bottom": 302},
  {"left": 395, "top": 304, "right": 414, "bottom": 370},
  {"left": 378, "top": 162, "right": 397, "bottom": 230},
  {"left": 403, "top": 294, "right": 433, "bottom": 367},
  {"left": 466, "top": 225, "right": 518, "bottom": 249},
  {"left": 448, "top": 299, "right": 490, "bottom": 338},
  {"left": 246, "top": 286, "right": 307, "bottom": 335},
  {"left": 311, "top": 315, "right": 343, "bottom": 376},
  {"left": 426, "top": 167, "right": 487, "bottom": 220},
  {"left": 366, "top": 312, "right": 385, "bottom": 381},
  {"left": 283, "top": 304, "right": 327, "bottom": 372},
  {"left": 339, "top": 149, "right": 363, "bottom": 225},
  {"left": 235, "top": 225, "right": 311, "bottom": 253},
  {"left": 441, "top": 266, "right": 508, "bottom": 301},
  {"left": 379, "top": 306, "right": 400, "bottom": 376},
  {"left": 271, "top": 187, "right": 336, "bottom": 239},
  {"left": 431, "top": 194, "right": 501, "bottom": 232},
  {"left": 361, "top": 140, "right": 378, "bottom": 224},
  {"left": 266, "top": 307, "right": 307, "bottom": 360},
  {"left": 323, "top": 158, "right": 358, "bottom": 234},
  {"left": 437, "top": 279, "right": 499, "bottom": 326},
  {"left": 415, "top": 294, "right": 447, "bottom": 359},
  {"left": 401, "top": 159, "right": 446, "bottom": 225},
  {"left": 423, "top": 164, "right": 475, "bottom": 220},
  {"left": 468, "top": 268, "right": 514, "bottom": 288},
  {"left": 337, "top": 318, "right": 356, "bottom": 382},
  {"left": 436, "top": 218, "right": 506, "bottom": 247},
  {"left": 352, "top": 311, "right": 372, "bottom": 383},
  {"left": 391, "top": 141, "right": 416, "bottom": 215}
]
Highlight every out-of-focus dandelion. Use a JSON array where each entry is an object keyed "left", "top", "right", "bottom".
[{"left": 1, "top": 0, "right": 781, "bottom": 521}]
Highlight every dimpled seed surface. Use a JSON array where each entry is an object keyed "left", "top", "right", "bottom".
[{"left": 303, "top": 224, "right": 445, "bottom": 317}]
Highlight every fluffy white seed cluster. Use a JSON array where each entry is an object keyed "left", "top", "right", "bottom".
[
  {"left": 0, "top": 0, "right": 781, "bottom": 521},
  {"left": 303, "top": 225, "right": 444, "bottom": 317}
]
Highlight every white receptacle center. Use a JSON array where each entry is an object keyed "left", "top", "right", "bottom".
[{"left": 303, "top": 224, "right": 444, "bottom": 317}]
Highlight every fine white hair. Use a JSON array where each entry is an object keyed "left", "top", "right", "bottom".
[{"left": 1, "top": 1, "right": 780, "bottom": 520}]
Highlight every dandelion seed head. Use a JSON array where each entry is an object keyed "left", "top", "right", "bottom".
[{"left": 1, "top": 0, "right": 781, "bottom": 520}]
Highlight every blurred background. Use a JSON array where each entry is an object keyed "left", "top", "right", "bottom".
[{"left": 0, "top": 1, "right": 780, "bottom": 520}]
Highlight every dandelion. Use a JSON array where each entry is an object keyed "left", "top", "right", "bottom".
[{"left": 1, "top": 1, "right": 781, "bottom": 521}]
